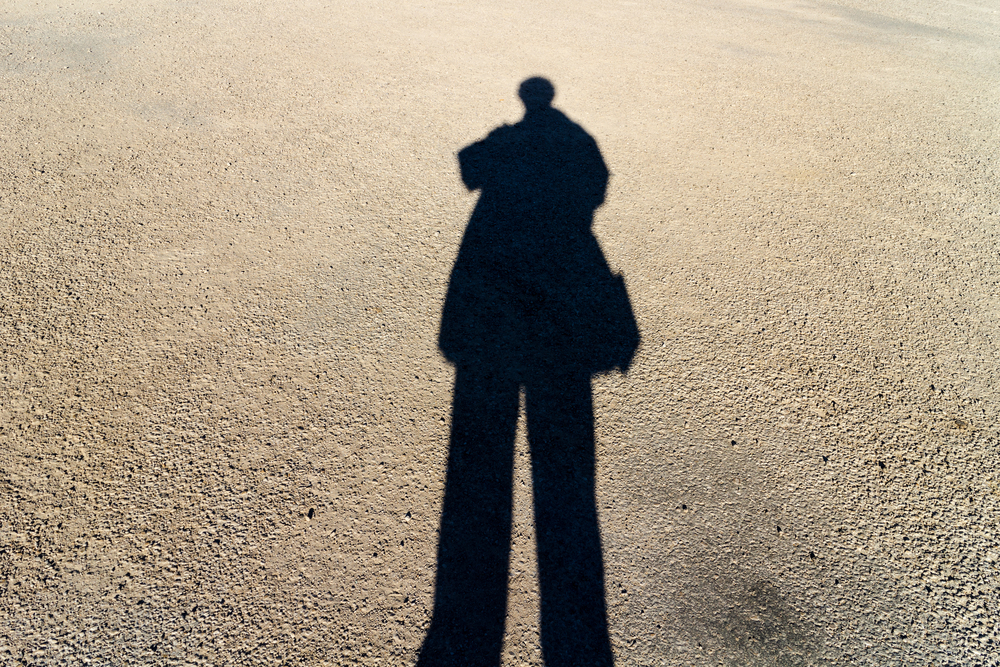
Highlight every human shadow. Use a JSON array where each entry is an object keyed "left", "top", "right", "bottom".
[{"left": 418, "top": 78, "right": 639, "bottom": 667}]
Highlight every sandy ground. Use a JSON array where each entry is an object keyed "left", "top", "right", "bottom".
[{"left": 2, "top": 0, "right": 1000, "bottom": 664}]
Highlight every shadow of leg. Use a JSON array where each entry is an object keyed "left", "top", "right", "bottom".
[
  {"left": 527, "top": 370, "right": 614, "bottom": 667},
  {"left": 419, "top": 366, "right": 519, "bottom": 667}
]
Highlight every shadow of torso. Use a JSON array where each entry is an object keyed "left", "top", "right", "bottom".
[{"left": 440, "top": 106, "right": 636, "bottom": 375}]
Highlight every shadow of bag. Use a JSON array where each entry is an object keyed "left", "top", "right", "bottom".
[{"left": 576, "top": 272, "right": 640, "bottom": 374}]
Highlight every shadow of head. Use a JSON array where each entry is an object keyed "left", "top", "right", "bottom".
[{"left": 519, "top": 76, "right": 555, "bottom": 112}]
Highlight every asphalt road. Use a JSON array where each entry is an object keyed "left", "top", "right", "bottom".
[{"left": 2, "top": 0, "right": 1000, "bottom": 664}]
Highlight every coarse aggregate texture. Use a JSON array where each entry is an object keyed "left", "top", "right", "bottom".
[{"left": 2, "top": 0, "right": 1000, "bottom": 664}]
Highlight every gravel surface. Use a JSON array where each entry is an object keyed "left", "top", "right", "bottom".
[{"left": 2, "top": 0, "right": 1000, "bottom": 664}]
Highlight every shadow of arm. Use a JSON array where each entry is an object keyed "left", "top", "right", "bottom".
[{"left": 458, "top": 140, "right": 488, "bottom": 191}]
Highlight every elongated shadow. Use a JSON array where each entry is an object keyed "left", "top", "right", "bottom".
[{"left": 418, "top": 78, "right": 639, "bottom": 667}]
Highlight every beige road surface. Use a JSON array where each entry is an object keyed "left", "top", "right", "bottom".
[{"left": 2, "top": 0, "right": 1000, "bottom": 664}]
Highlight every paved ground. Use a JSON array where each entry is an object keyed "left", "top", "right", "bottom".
[{"left": 2, "top": 0, "right": 1000, "bottom": 664}]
